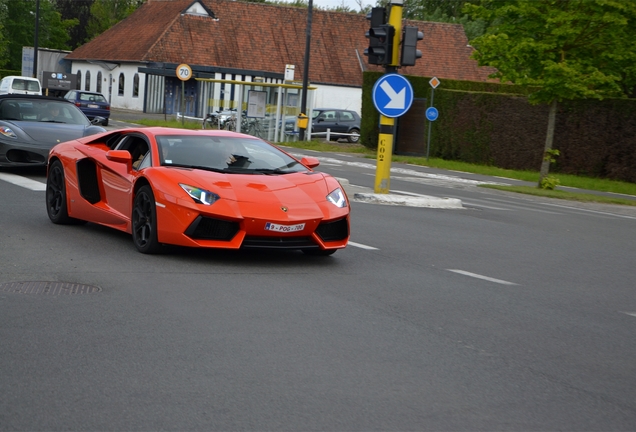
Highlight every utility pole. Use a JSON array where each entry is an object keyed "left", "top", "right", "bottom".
[
  {"left": 33, "top": 0, "right": 40, "bottom": 80},
  {"left": 299, "top": 0, "right": 313, "bottom": 141}
]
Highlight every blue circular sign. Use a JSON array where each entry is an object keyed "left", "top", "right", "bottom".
[
  {"left": 426, "top": 107, "right": 439, "bottom": 121},
  {"left": 372, "top": 74, "right": 414, "bottom": 118}
]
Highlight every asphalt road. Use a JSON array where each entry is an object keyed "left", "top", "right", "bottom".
[{"left": 1, "top": 118, "right": 635, "bottom": 430}]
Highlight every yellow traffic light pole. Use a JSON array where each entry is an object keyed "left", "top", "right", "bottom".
[{"left": 374, "top": 0, "right": 403, "bottom": 194}]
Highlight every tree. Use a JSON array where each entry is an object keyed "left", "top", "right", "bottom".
[
  {"left": 54, "top": 0, "right": 95, "bottom": 49},
  {"left": 86, "top": 0, "right": 143, "bottom": 42},
  {"left": 465, "top": 0, "right": 636, "bottom": 186},
  {"left": 0, "top": 0, "right": 8, "bottom": 68},
  {"left": 2, "top": 0, "right": 77, "bottom": 71}
]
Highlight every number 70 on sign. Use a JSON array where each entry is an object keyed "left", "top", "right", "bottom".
[{"left": 177, "top": 64, "right": 192, "bottom": 81}]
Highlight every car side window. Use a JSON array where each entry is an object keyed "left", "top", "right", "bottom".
[
  {"left": 340, "top": 111, "right": 355, "bottom": 122},
  {"left": 136, "top": 152, "right": 152, "bottom": 170},
  {"left": 320, "top": 111, "right": 336, "bottom": 121}
]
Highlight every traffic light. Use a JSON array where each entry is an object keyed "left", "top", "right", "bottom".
[
  {"left": 401, "top": 26, "right": 423, "bottom": 66},
  {"left": 365, "top": 7, "right": 394, "bottom": 66},
  {"left": 369, "top": 24, "right": 395, "bottom": 65}
]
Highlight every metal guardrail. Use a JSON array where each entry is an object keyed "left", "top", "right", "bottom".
[{"left": 309, "top": 129, "right": 360, "bottom": 141}]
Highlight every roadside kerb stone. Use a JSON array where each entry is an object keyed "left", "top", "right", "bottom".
[{"left": 335, "top": 177, "right": 463, "bottom": 209}]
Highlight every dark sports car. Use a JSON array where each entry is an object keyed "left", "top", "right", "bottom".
[
  {"left": 0, "top": 94, "right": 106, "bottom": 167},
  {"left": 46, "top": 127, "right": 350, "bottom": 255}
]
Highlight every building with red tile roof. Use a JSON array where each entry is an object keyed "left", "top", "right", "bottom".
[{"left": 64, "top": 0, "right": 495, "bottom": 126}]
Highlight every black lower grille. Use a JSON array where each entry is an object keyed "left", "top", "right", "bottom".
[
  {"left": 185, "top": 216, "right": 239, "bottom": 241},
  {"left": 316, "top": 218, "right": 349, "bottom": 242},
  {"left": 6, "top": 149, "right": 46, "bottom": 164},
  {"left": 242, "top": 236, "right": 317, "bottom": 249}
]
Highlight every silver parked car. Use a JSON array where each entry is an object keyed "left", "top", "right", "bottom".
[{"left": 0, "top": 95, "right": 106, "bottom": 167}]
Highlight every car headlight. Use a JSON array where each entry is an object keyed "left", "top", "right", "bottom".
[
  {"left": 180, "top": 184, "right": 220, "bottom": 206},
  {"left": 0, "top": 126, "right": 17, "bottom": 139},
  {"left": 326, "top": 187, "right": 347, "bottom": 208}
]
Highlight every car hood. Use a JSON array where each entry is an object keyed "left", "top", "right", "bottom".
[
  {"left": 176, "top": 169, "right": 331, "bottom": 204},
  {"left": 7, "top": 121, "right": 104, "bottom": 145}
]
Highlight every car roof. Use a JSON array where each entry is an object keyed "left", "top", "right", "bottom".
[
  {"left": 73, "top": 90, "right": 104, "bottom": 95},
  {"left": 314, "top": 108, "right": 358, "bottom": 113},
  {"left": 0, "top": 94, "right": 73, "bottom": 103}
]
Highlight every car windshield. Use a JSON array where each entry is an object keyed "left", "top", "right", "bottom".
[
  {"left": 0, "top": 99, "right": 90, "bottom": 125},
  {"left": 157, "top": 135, "right": 309, "bottom": 174}
]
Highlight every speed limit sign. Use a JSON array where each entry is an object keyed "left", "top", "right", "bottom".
[{"left": 176, "top": 64, "right": 192, "bottom": 81}]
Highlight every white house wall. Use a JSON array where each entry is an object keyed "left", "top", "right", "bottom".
[
  {"left": 71, "top": 60, "right": 363, "bottom": 115},
  {"left": 71, "top": 62, "right": 145, "bottom": 111},
  {"left": 312, "top": 85, "right": 362, "bottom": 115}
]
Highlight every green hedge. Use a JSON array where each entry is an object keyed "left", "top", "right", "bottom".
[
  {"left": 361, "top": 72, "right": 636, "bottom": 183},
  {"left": 0, "top": 70, "right": 22, "bottom": 79}
]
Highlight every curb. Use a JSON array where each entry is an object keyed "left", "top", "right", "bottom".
[
  {"left": 353, "top": 193, "right": 463, "bottom": 209},
  {"left": 335, "top": 177, "right": 463, "bottom": 209}
]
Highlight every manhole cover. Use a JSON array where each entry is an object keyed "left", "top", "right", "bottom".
[{"left": 0, "top": 281, "right": 102, "bottom": 295}]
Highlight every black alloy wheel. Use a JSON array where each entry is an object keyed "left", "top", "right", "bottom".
[
  {"left": 132, "top": 185, "right": 161, "bottom": 254},
  {"left": 46, "top": 160, "right": 79, "bottom": 224}
]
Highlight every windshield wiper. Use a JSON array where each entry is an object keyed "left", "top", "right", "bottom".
[
  {"left": 163, "top": 163, "right": 227, "bottom": 173},
  {"left": 252, "top": 168, "right": 292, "bottom": 175}
]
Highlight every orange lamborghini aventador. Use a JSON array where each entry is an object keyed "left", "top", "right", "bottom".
[{"left": 45, "top": 127, "right": 350, "bottom": 255}]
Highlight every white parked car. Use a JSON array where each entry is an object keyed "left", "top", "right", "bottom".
[{"left": 0, "top": 76, "right": 43, "bottom": 96}]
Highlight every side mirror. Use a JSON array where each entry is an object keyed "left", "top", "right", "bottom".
[
  {"left": 106, "top": 150, "right": 132, "bottom": 164},
  {"left": 91, "top": 116, "right": 105, "bottom": 125},
  {"left": 301, "top": 156, "right": 320, "bottom": 169}
]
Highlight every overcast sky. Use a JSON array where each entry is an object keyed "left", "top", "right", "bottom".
[{"left": 292, "top": 0, "right": 376, "bottom": 13}]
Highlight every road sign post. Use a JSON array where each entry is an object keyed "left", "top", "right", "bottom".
[
  {"left": 372, "top": 72, "right": 413, "bottom": 193},
  {"left": 426, "top": 77, "right": 440, "bottom": 160},
  {"left": 176, "top": 64, "right": 191, "bottom": 126}
]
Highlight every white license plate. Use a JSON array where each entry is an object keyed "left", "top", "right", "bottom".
[
  {"left": 264, "top": 222, "right": 305, "bottom": 233},
  {"left": 87, "top": 104, "right": 99, "bottom": 108}
]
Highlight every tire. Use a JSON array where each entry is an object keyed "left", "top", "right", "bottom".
[
  {"left": 347, "top": 128, "right": 360, "bottom": 143},
  {"left": 132, "top": 185, "right": 162, "bottom": 254},
  {"left": 46, "top": 160, "right": 80, "bottom": 224},
  {"left": 302, "top": 248, "right": 337, "bottom": 256},
  {"left": 102, "top": 118, "right": 109, "bottom": 126}
]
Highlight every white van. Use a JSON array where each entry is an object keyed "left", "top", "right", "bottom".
[{"left": 0, "top": 76, "right": 43, "bottom": 96}]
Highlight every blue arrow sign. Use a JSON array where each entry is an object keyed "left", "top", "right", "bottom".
[
  {"left": 426, "top": 107, "right": 439, "bottom": 121},
  {"left": 372, "top": 74, "right": 414, "bottom": 118}
]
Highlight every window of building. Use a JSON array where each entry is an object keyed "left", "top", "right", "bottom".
[
  {"left": 76, "top": 70, "right": 82, "bottom": 90},
  {"left": 133, "top": 73, "right": 139, "bottom": 98},
  {"left": 97, "top": 72, "right": 102, "bottom": 93},
  {"left": 118, "top": 73, "right": 125, "bottom": 96},
  {"left": 85, "top": 70, "right": 91, "bottom": 91}
]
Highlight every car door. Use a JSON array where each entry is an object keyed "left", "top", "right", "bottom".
[
  {"left": 337, "top": 110, "right": 357, "bottom": 133},
  {"left": 313, "top": 110, "right": 339, "bottom": 134},
  {"left": 98, "top": 134, "right": 149, "bottom": 223}
]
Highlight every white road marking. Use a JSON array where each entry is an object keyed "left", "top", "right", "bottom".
[
  {"left": 621, "top": 312, "right": 636, "bottom": 318},
  {"left": 538, "top": 201, "right": 636, "bottom": 220},
  {"left": 482, "top": 197, "right": 563, "bottom": 214},
  {"left": 447, "top": 269, "right": 518, "bottom": 286},
  {"left": 0, "top": 173, "right": 46, "bottom": 191},
  {"left": 348, "top": 241, "right": 378, "bottom": 250},
  {"left": 459, "top": 201, "right": 514, "bottom": 211}
]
